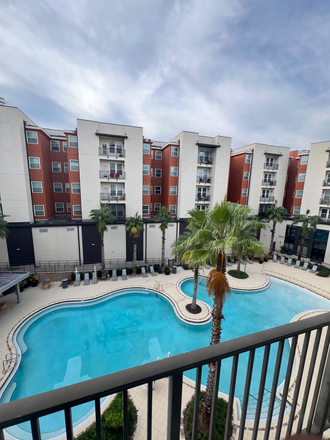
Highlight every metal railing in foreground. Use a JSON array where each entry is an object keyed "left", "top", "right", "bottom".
[{"left": 0, "top": 313, "right": 329, "bottom": 440}]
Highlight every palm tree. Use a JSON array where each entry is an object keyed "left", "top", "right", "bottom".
[
  {"left": 172, "top": 209, "right": 207, "bottom": 310},
  {"left": 89, "top": 204, "right": 113, "bottom": 277},
  {"left": 184, "top": 200, "right": 253, "bottom": 429},
  {"left": 265, "top": 201, "right": 288, "bottom": 257},
  {"left": 0, "top": 215, "right": 9, "bottom": 239},
  {"left": 155, "top": 206, "right": 172, "bottom": 271},
  {"left": 292, "top": 209, "right": 319, "bottom": 260},
  {"left": 125, "top": 213, "right": 144, "bottom": 275}
]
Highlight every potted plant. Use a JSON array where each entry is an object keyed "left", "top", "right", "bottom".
[
  {"left": 110, "top": 172, "right": 115, "bottom": 178},
  {"left": 164, "top": 265, "right": 171, "bottom": 275},
  {"left": 19, "top": 280, "right": 27, "bottom": 291},
  {"left": 115, "top": 172, "right": 120, "bottom": 179},
  {"left": 259, "top": 258, "right": 264, "bottom": 264},
  {"left": 30, "top": 272, "right": 39, "bottom": 287}
]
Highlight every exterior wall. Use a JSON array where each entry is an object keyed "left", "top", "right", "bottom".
[
  {"left": 0, "top": 238, "right": 9, "bottom": 263},
  {"left": 0, "top": 106, "right": 35, "bottom": 223},
  {"left": 145, "top": 222, "right": 177, "bottom": 261},
  {"left": 210, "top": 135, "right": 231, "bottom": 205},
  {"left": 104, "top": 224, "right": 127, "bottom": 260},
  {"left": 291, "top": 152, "right": 309, "bottom": 215},
  {"left": 32, "top": 226, "right": 80, "bottom": 261},
  {"left": 65, "top": 132, "right": 81, "bottom": 219},
  {"left": 227, "top": 153, "right": 250, "bottom": 204},
  {"left": 283, "top": 150, "right": 299, "bottom": 214},
  {"left": 258, "top": 220, "right": 288, "bottom": 253},
  {"left": 161, "top": 144, "right": 178, "bottom": 216},
  {"left": 143, "top": 142, "right": 152, "bottom": 217}
]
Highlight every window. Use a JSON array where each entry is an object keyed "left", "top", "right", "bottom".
[
  {"left": 110, "top": 184, "right": 123, "bottom": 196},
  {"left": 170, "top": 186, "right": 177, "bottom": 195},
  {"left": 143, "top": 185, "right": 149, "bottom": 195},
  {"left": 31, "top": 181, "right": 43, "bottom": 193},
  {"left": 298, "top": 173, "right": 306, "bottom": 182},
  {"left": 55, "top": 202, "right": 64, "bottom": 212},
  {"left": 242, "top": 188, "right": 248, "bottom": 197},
  {"left": 320, "top": 208, "right": 329, "bottom": 219},
  {"left": 63, "top": 142, "right": 67, "bottom": 152},
  {"left": 296, "top": 190, "right": 303, "bottom": 198},
  {"left": 69, "top": 135, "right": 78, "bottom": 148},
  {"left": 73, "top": 205, "right": 81, "bottom": 215},
  {"left": 151, "top": 151, "right": 153, "bottom": 159},
  {"left": 171, "top": 146, "right": 179, "bottom": 157},
  {"left": 34, "top": 205, "right": 44, "bottom": 216},
  {"left": 29, "top": 157, "right": 40, "bottom": 169},
  {"left": 150, "top": 203, "right": 153, "bottom": 211},
  {"left": 243, "top": 172, "right": 250, "bottom": 180},
  {"left": 52, "top": 162, "right": 61, "bottom": 172},
  {"left": 264, "top": 173, "right": 271, "bottom": 182},
  {"left": 151, "top": 168, "right": 153, "bottom": 177},
  {"left": 155, "top": 186, "right": 161, "bottom": 195},
  {"left": 170, "top": 167, "right": 178, "bottom": 177},
  {"left": 72, "top": 183, "right": 80, "bottom": 194},
  {"left": 50, "top": 140, "right": 60, "bottom": 151},
  {"left": 143, "top": 205, "right": 149, "bottom": 215},
  {"left": 65, "top": 183, "right": 70, "bottom": 193},
  {"left": 169, "top": 205, "right": 176, "bottom": 214},
  {"left": 293, "top": 206, "right": 301, "bottom": 215},
  {"left": 155, "top": 169, "right": 162, "bottom": 178},
  {"left": 196, "top": 205, "right": 206, "bottom": 212},
  {"left": 154, "top": 203, "right": 161, "bottom": 211},
  {"left": 143, "top": 165, "right": 149, "bottom": 175},
  {"left": 155, "top": 151, "right": 162, "bottom": 160},
  {"left": 27, "top": 131, "right": 38, "bottom": 144},
  {"left": 109, "top": 163, "right": 123, "bottom": 175},
  {"left": 262, "top": 189, "right": 270, "bottom": 198},
  {"left": 54, "top": 183, "right": 63, "bottom": 193},
  {"left": 265, "top": 157, "right": 274, "bottom": 167},
  {"left": 301, "top": 156, "right": 308, "bottom": 165},
  {"left": 151, "top": 186, "right": 153, "bottom": 194},
  {"left": 245, "top": 154, "right": 251, "bottom": 164},
  {"left": 143, "top": 143, "right": 150, "bottom": 154},
  {"left": 110, "top": 204, "right": 125, "bottom": 218},
  {"left": 109, "top": 140, "right": 123, "bottom": 155},
  {"left": 70, "top": 160, "right": 79, "bottom": 171},
  {"left": 67, "top": 203, "right": 71, "bottom": 213},
  {"left": 64, "top": 163, "right": 68, "bottom": 173}
]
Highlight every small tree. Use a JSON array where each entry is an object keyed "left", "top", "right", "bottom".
[
  {"left": 265, "top": 201, "right": 288, "bottom": 257},
  {"left": 125, "top": 213, "right": 144, "bottom": 275},
  {"left": 0, "top": 215, "right": 9, "bottom": 239},
  {"left": 155, "top": 206, "right": 172, "bottom": 271},
  {"left": 89, "top": 204, "right": 113, "bottom": 277},
  {"left": 292, "top": 209, "right": 319, "bottom": 260}
]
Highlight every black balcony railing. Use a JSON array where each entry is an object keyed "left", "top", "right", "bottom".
[
  {"left": 196, "top": 176, "right": 212, "bottom": 183},
  {"left": 100, "top": 193, "right": 126, "bottom": 201},
  {"left": 326, "top": 161, "right": 330, "bottom": 168},
  {"left": 319, "top": 216, "right": 330, "bottom": 224},
  {"left": 264, "top": 163, "right": 279, "bottom": 170},
  {"left": 323, "top": 180, "right": 330, "bottom": 187},
  {"left": 260, "top": 196, "right": 275, "bottom": 202},
  {"left": 99, "top": 171, "right": 126, "bottom": 180},
  {"left": 320, "top": 197, "right": 330, "bottom": 205},
  {"left": 261, "top": 180, "right": 277, "bottom": 186},
  {"left": 98, "top": 147, "right": 125, "bottom": 158},
  {"left": 195, "top": 195, "right": 210, "bottom": 202},
  {"left": 1, "top": 312, "right": 330, "bottom": 440},
  {"left": 198, "top": 157, "right": 213, "bottom": 165}
]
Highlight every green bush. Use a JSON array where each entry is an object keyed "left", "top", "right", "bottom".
[
  {"left": 77, "top": 393, "right": 136, "bottom": 440},
  {"left": 184, "top": 391, "right": 228, "bottom": 440},
  {"left": 183, "top": 264, "right": 189, "bottom": 270},
  {"left": 126, "top": 267, "right": 133, "bottom": 275},
  {"left": 154, "top": 264, "right": 160, "bottom": 271},
  {"left": 136, "top": 266, "right": 142, "bottom": 274},
  {"left": 117, "top": 269, "right": 122, "bottom": 276},
  {"left": 158, "top": 267, "right": 163, "bottom": 273},
  {"left": 316, "top": 270, "right": 329, "bottom": 278},
  {"left": 228, "top": 270, "right": 249, "bottom": 279},
  {"left": 71, "top": 272, "right": 76, "bottom": 281},
  {"left": 97, "top": 270, "right": 102, "bottom": 278}
]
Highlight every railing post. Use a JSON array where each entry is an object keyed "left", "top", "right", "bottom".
[{"left": 167, "top": 372, "right": 183, "bottom": 440}]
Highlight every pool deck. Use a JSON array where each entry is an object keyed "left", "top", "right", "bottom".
[{"left": 0, "top": 261, "right": 329, "bottom": 439}]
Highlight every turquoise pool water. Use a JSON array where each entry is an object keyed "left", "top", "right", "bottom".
[{"left": 1, "top": 278, "right": 330, "bottom": 437}]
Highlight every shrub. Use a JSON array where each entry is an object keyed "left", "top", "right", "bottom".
[
  {"left": 108, "top": 270, "right": 112, "bottom": 277},
  {"left": 308, "top": 262, "right": 313, "bottom": 269},
  {"left": 184, "top": 391, "right": 228, "bottom": 440},
  {"left": 117, "top": 269, "right": 122, "bottom": 276},
  {"left": 154, "top": 264, "right": 160, "bottom": 271},
  {"left": 183, "top": 264, "right": 189, "bottom": 270},
  {"left": 316, "top": 270, "right": 329, "bottom": 278},
  {"left": 157, "top": 267, "right": 163, "bottom": 273},
  {"left": 80, "top": 272, "right": 85, "bottom": 280},
  {"left": 126, "top": 267, "right": 133, "bottom": 275},
  {"left": 97, "top": 270, "right": 102, "bottom": 278},
  {"left": 89, "top": 272, "right": 93, "bottom": 278},
  {"left": 136, "top": 266, "right": 142, "bottom": 274},
  {"left": 228, "top": 270, "right": 249, "bottom": 279},
  {"left": 71, "top": 272, "right": 76, "bottom": 281}
]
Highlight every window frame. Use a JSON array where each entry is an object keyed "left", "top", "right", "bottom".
[
  {"left": 298, "top": 173, "right": 306, "bottom": 182},
  {"left": 170, "top": 166, "right": 178, "bottom": 177},
  {"left": 245, "top": 154, "right": 251, "bottom": 164},
  {"left": 143, "top": 143, "right": 150, "bottom": 154},
  {"left": 171, "top": 146, "right": 178, "bottom": 157},
  {"left": 143, "top": 205, "right": 149, "bottom": 215},
  {"left": 29, "top": 157, "right": 41, "bottom": 169},
  {"left": 34, "top": 205, "right": 45, "bottom": 216},
  {"left": 155, "top": 169, "right": 162, "bottom": 178},
  {"left": 296, "top": 190, "right": 303, "bottom": 198},
  {"left": 170, "top": 186, "right": 177, "bottom": 195},
  {"left": 50, "top": 140, "right": 60, "bottom": 151},
  {"left": 55, "top": 202, "right": 64, "bottom": 213},
  {"left": 169, "top": 205, "right": 176, "bottom": 214},
  {"left": 143, "top": 185, "right": 149, "bottom": 195},
  {"left": 68, "top": 135, "right": 78, "bottom": 148},
  {"left": 155, "top": 151, "right": 162, "bottom": 160},
  {"left": 31, "top": 181, "right": 43, "bottom": 193},
  {"left": 70, "top": 160, "right": 79, "bottom": 172},
  {"left": 73, "top": 205, "right": 82, "bottom": 216},
  {"left": 243, "top": 172, "right": 250, "bottom": 180},
  {"left": 63, "top": 142, "right": 67, "bottom": 152},
  {"left": 154, "top": 203, "right": 161, "bottom": 212},
  {"left": 27, "top": 131, "right": 38, "bottom": 144},
  {"left": 242, "top": 188, "right": 248, "bottom": 197},
  {"left": 67, "top": 202, "right": 71, "bottom": 213},
  {"left": 300, "top": 156, "right": 308, "bottom": 165},
  {"left": 71, "top": 183, "right": 80, "bottom": 194},
  {"left": 53, "top": 182, "right": 63, "bottom": 193},
  {"left": 65, "top": 183, "right": 70, "bottom": 193},
  {"left": 64, "top": 163, "right": 68, "bottom": 173},
  {"left": 155, "top": 186, "right": 161, "bottom": 195},
  {"left": 52, "top": 162, "right": 61, "bottom": 173},
  {"left": 143, "top": 165, "right": 150, "bottom": 175},
  {"left": 293, "top": 206, "right": 301, "bottom": 215}
]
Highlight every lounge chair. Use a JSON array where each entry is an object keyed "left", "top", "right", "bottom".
[
  {"left": 91, "top": 272, "right": 97, "bottom": 284},
  {"left": 84, "top": 273, "right": 90, "bottom": 285},
  {"left": 294, "top": 260, "right": 300, "bottom": 269},
  {"left": 280, "top": 257, "right": 285, "bottom": 264},
  {"left": 112, "top": 269, "right": 117, "bottom": 281},
  {"left": 310, "top": 265, "right": 318, "bottom": 274},
  {"left": 301, "top": 262, "right": 308, "bottom": 271},
  {"left": 273, "top": 254, "right": 278, "bottom": 262},
  {"left": 150, "top": 266, "right": 157, "bottom": 276},
  {"left": 74, "top": 272, "right": 81, "bottom": 286},
  {"left": 286, "top": 258, "right": 293, "bottom": 266},
  {"left": 141, "top": 267, "right": 148, "bottom": 278},
  {"left": 122, "top": 269, "right": 127, "bottom": 280}
]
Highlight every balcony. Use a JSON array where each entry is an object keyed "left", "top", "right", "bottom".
[
  {"left": 322, "top": 180, "right": 330, "bottom": 187},
  {"left": 261, "top": 180, "right": 277, "bottom": 187},
  {"left": 100, "top": 193, "right": 126, "bottom": 202},
  {"left": 260, "top": 196, "right": 275, "bottom": 203},
  {"left": 320, "top": 197, "right": 330, "bottom": 205},
  {"left": 196, "top": 176, "right": 212, "bottom": 184},
  {"left": 326, "top": 161, "right": 330, "bottom": 168},
  {"left": 99, "top": 171, "right": 126, "bottom": 180},
  {"left": 263, "top": 163, "right": 279, "bottom": 170},
  {"left": 198, "top": 156, "right": 213, "bottom": 165},
  {"left": 318, "top": 216, "right": 330, "bottom": 224},
  {"left": 98, "top": 147, "right": 125, "bottom": 158},
  {"left": 195, "top": 195, "right": 210, "bottom": 202},
  {"left": 1, "top": 312, "right": 329, "bottom": 440}
]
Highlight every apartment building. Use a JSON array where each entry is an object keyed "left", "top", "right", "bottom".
[
  {"left": 227, "top": 143, "right": 290, "bottom": 215},
  {"left": 283, "top": 150, "right": 309, "bottom": 216}
]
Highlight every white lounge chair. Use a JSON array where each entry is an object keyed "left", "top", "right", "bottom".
[
  {"left": 84, "top": 273, "right": 90, "bottom": 285},
  {"left": 280, "top": 256, "right": 285, "bottom": 264},
  {"left": 122, "top": 269, "right": 127, "bottom": 280},
  {"left": 286, "top": 258, "right": 293, "bottom": 266},
  {"left": 294, "top": 260, "right": 300, "bottom": 269},
  {"left": 141, "top": 267, "right": 148, "bottom": 277},
  {"left": 310, "top": 265, "right": 318, "bottom": 274},
  {"left": 112, "top": 269, "right": 117, "bottom": 281},
  {"left": 273, "top": 254, "right": 278, "bottom": 262},
  {"left": 301, "top": 262, "right": 308, "bottom": 271},
  {"left": 150, "top": 266, "right": 157, "bottom": 276},
  {"left": 74, "top": 272, "right": 80, "bottom": 286}
]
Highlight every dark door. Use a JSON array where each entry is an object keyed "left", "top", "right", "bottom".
[
  {"left": 179, "top": 220, "right": 189, "bottom": 235},
  {"left": 126, "top": 231, "right": 143, "bottom": 262},
  {"left": 6, "top": 226, "right": 35, "bottom": 266},
  {"left": 82, "top": 225, "right": 101, "bottom": 264}
]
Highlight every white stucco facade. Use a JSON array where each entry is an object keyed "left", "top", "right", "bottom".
[
  {"left": 145, "top": 222, "right": 178, "bottom": 261},
  {"left": 32, "top": 226, "right": 80, "bottom": 262}
]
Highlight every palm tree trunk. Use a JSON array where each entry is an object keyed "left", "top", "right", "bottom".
[
  {"left": 133, "top": 238, "right": 137, "bottom": 275},
  {"left": 298, "top": 236, "right": 305, "bottom": 261},
  {"left": 269, "top": 224, "right": 275, "bottom": 257},
  {"left": 191, "top": 263, "right": 199, "bottom": 309},
  {"left": 161, "top": 230, "right": 165, "bottom": 271},
  {"left": 237, "top": 258, "right": 241, "bottom": 274},
  {"left": 101, "top": 232, "right": 106, "bottom": 277}
]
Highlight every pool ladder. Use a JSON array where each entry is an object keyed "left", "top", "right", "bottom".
[{"left": 2, "top": 353, "right": 20, "bottom": 375}]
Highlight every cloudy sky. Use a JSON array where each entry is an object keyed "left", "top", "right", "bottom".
[{"left": 1, "top": 0, "right": 329, "bottom": 149}]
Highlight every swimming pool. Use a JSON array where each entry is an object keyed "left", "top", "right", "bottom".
[{"left": 1, "top": 277, "right": 329, "bottom": 438}]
